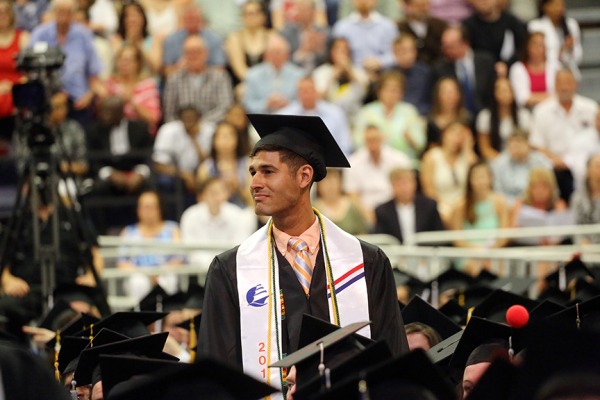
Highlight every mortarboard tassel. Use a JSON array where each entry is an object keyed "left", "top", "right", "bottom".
[
  {"left": 88, "top": 323, "right": 94, "bottom": 347},
  {"left": 54, "top": 330, "right": 61, "bottom": 382},
  {"left": 189, "top": 316, "right": 197, "bottom": 363}
]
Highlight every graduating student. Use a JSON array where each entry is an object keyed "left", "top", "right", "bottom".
[{"left": 198, "top": 114, "right": 408, "bottom": 394}]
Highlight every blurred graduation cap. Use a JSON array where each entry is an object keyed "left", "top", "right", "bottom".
[
  {"left": 57, "top": 336, "right": 89, "bottom": 377},
  {"left": 313, "top": 349, "right": 456, "bottom": 400},
  {"left": 489, "top": 276, "right": 537, "bottom": 297},
  {"left": 537, "top": 285, "right": 572, "bottom": 306},
  {"left": 544, "top": 256, "right": 595, "bottom": 290},
  {"left": 423, "top": 268, "right": 478, "bottom": 307},
  {"left": 392, "top": 268, "right": 426, "bottom": 297},
  {"left": 74, "top": 311, "right": 167, "bottom": 338},
  {"left": 183, "top": 283, "right": 205, "bottom": 310},
  {"left": 176, "top": 312, "right": 202, "bottom": 332},
  {"left": 53, "top": 283, "right": 106, "bottom": 310},
  {"left": 439, "top": 299, "right": 469, "bottom": 326},
  {"left": 270, "top": 315, "right": 372, "bottom": 389},
  {"left": 176, "top": 312, "right": 202, "bottom": 363},
  {"left": 74, "top": 331, "right": 177, "bottom": 386},
  {"left": 45, "top": 312, "right": 100, "bottom": 350},
  {"left": 248, "top": 114, "right": 350, "bottom": 182},
  {"left": 527, "top": 300, "right": 565, "bottom": 325},
  {"left": 571, "top": 278, "right": 600, "bottom": 302},
  {"left": 108, "top": 357, "right": 279, "bottom": 400},
  {"left": 138, "top": 285, "right": 169, "bottom": 312},
  {"left": 449, "top": 285, "right": 494, "bottom": 310},
  {"left": 100, "top": 355, "right": 180, "bottom": 399},
  {"left": 542, "top": 295, "right": 600, "bottom": 332},
  {"left": 471, "top": 289, "right": 538, "bottom": 323},
  {"left": 475, "top": 269, "right": 498, "bottom": 285},
  {"left": 402, "top": 295, "right": 461, "bottom": 340},
  {"left": 465, "top": 358, "right": 519, "bottom": 400},
  {"left": 39, "top": 300, "right": 79, "bottom": 331}
]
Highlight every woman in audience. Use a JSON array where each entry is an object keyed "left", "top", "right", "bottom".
[
  {"left": 509, "top": 32, "right": 559, "bottom": 108},
  {"left": 421, "top": 119, "right": 477, "bottom": 225},
  {"left": 111, "top": 1, "right": 163, "bottom": 74},
  {"left": 353, "top": 70, "right": 426, "bottom": 167},
  {"left": 117, "top": 190, "right": 183, "bottom": 300},
  {"left": 197, "top": 121, "right": 252, "bottom": 208},
  {"left": 571, "top": 154, "right": 600, "bottom": 245},
  {"left": 106, "top": 43, "right": 161, "bottom": 136},
  {"left": 312, "top": 37, "right": 369, "bottom": 121},
  {"left": 450, "top": 161, "right": 510, "bottom": 275},
  {"left": 139, "top": 0, "right": 182, "bottom": 37},
  {"left": 426, "top": 77, "right": 470, "bottom": 149},
  {"left": 0, "top": 0, "right": 28, "bottom": 138},
  {"left": 314, "top": 168, "right": 369, "bottom": 235},
  {"left": 528, "top": 0, "right": 582, "bottom": 79},
  {"left": 477, "top": 77, "right": 531, "bottom": 160},
  {"left": 224, "top": 103, "right": 253, "bottom": 148},
  {"left": 224, "top": 1, "right": 276, "bottom": 86}
]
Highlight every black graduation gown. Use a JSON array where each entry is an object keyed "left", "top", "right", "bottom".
[{"left": 197, "top": 239, "right": 408, "bottom": 368}]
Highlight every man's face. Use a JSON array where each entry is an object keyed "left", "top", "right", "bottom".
[
  {"left": 182, "top": 9, "right": 202, "bottom": 33},
  {"left": 298, "top": 80, "right": 318, "bottom": 110},
  {"left": 507, "top": 137, "right": 529, "bottom": 162},
  {"left": 391, "top": 172, "right": 416, "bottom": 204},
  {"left": 183, "top": 39, "right": 208, "bottom": 73},
  {"left": 249, "top": 151, "right": 305, "bottom": 218},
  {"left": 393, "top": 38, "right": 417, "bottom": 68},
  {"left": 441, "top": 29, "right": 467, "bottom": 61},
  {"left": 55, "top": 2, "right": 74, "bottom": 29},
  {"left": 98, "top": 103, "right": 123, "bottom": 127},
  {"left": 180, "top": 109, "right": 200, "bottom": 135},
  {"left": 404, "top": 0, "right": 430, "bottom": 20},
  {"left": 471, "top": 0, "right": 497, "bottom": 16},
  {"left": 353, "top": 0, "right": 376, "bottom": 14},
  {"left": 364, "top": 127, "right": 383, "bottom": 155},
  {"left": 555, "top": 70, "right": 577, "bottom": 105},
  {"left": 265, "top": 39, "right": 289, "bottom": 69}
]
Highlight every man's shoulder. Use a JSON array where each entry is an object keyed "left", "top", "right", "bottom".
[
  {"left": 574, "top": 95, "right": 599, "bottom": 112},
  {"left": 356, "top": 239, "right": 387, "bottom": 265},
  {"left": 374, "top": 199, "right": 396, "bottom": 213}
]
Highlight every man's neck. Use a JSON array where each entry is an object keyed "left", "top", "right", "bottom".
[
  {"left": 560, "top": 99, "right": 574, "bottom": 113},
  {"left": 479, "top": 9, "right": 501, "bottom": 23},
  {"left": 272, "top": 204, "right": 316, "bottom": 237}
]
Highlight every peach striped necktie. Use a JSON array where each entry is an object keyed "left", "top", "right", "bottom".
[{"left": 289, "top": 237, "right": 313, "bottom": 294}]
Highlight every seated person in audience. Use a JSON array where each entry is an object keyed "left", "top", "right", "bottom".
[
  {"left": 373, "top": 167, "right": 444, "bottom": 244},
  {"left": 163, "top": 35, "right": 233, "bottom": 124},
  {"left": 280, "top": 0, "right": 329, "bottom": 73},
  {"left": 278, "top": 77, "right": 352, "bottom": 157},
  {"left": 224, "top": 1, "right": 276, "bottom": 86},
  {"left": 270, "top": 0, "right": 328, "bottom": 31},
  {"left": 314, "top": 168, "right": 369, "bottom": 235},
  {"left": 344, "top": 125, "right": 411, "bottom": 225},
  {"left": 153, "top": 106, "right": 215, "bottom": 199},
  {"left": 162, "top": 3, "right": 225, "bottom": 76},
  {"left": 13, "top": 0, "right": 48, "bottom": 31},
  {"left": 421, "top": 119, "right": 477, "bottom": 225},
  {"left": 571, "top": 153, "right": 600, "bottom": 245},
  {"left": 491, "top": 129, "right": 552, "bottom": 207},
  {"left": 429, "top": 0, "right": 472, "bottom": 25},
  {"left": 477, "top": 77, "right": 531, "bottom": 160},
  {"left": 242, "top": 34, "right": 305, "bottom": 114},
  {"left": 405, "top": 322, "right": 442, "bottom": 351},
  {"left": 197, "top": 122, "right": 252, "bottom": 208},
  {"left": 117, "top": 190, "right": 183, "bottom": 301},
  {"left": 223, "top": 103, "right": 253, "bottom": 147},
  {"left": 353, "top": 70, "right": 426, "bottom": 168},
  {"left": 105, "top": 44, "right": 161, "bottom": 136},
  {"left": 529, "top": 68, "right": 599, "bottom": 202},
  {"left": 563, "top": 110, "right": 600, "bottom": 191},
  {"left": 180, "top": 177, "right": 257, "bottom": 272},
  {"left": 140, "top": 0, "right": 185, "bottom": 38},
  {"left": 76, "top": 0, "right": 117, "bottom": 38},
  {"left": 311, "top": 37, "right": 369, "bottom": 121},
  {"left": 449, "top": 161, "right": 510, "bottom": 275},
  {"left": 511, "top": 167, "right": 570, "bottom": 245},
  {"left": 426, "top": 76, "right": 471, "bottom": 149},
  {"left": 110, "top": 1, "right": 162, "bottom": 74},
  {"left": 397, "top": 0, "right": 447, "bottom": 66},
  {"left": 509, "top": 32, "right": 559, "bottom": 108},
  {"left": 74, "top": 6, "right": 113, "bottom": 80},
  {"left": 388, "top": 34, "right": 433, "bottom": 116},
  {"left": 87, "top": 96, "right": 152, "bottom": 197}
]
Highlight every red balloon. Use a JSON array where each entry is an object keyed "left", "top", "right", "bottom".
[{"left": 506, "top": 305, "right": 529, "bottom": 328}]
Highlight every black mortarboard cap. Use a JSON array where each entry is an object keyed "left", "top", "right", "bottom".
[
  {"left": 489, "top": 277, "right": 537, "bottom": 296},
  {"left": 74, "top": 331, "right": 177, "bottom": 386},
  {"left": 475, "top": 269, "right": 498, "bottom": 285},
  {"left": 39, "top": 300, "right": 78, "bottom": 331},
  {"left": 402, "top": 295, "right": 461, "bottom": 340},
  {"left": 75, "top": 311, "right": 167, "bottom": 338},
  {"left": 471, "top": 289, "right": 538, "bottom": 323},
  {"left": 448, "top": 317, "right": 511, "bottom": 372},
  {"left": 450, "top": 285, "right": 494, "bottom": 310},
  {"left": 138, "top": 285, "right": 169, "bottom": 312},
  {"left": 100, "top": 355, "right": 180, "bottom": 399},
  {"left": 572, "top": 278, "right": 600, "bottom": 302},
  {"left": 425, "top": 268, "right": 478, "bottom": 305},
  {"left": 427, "top": 330, "right": 463, "bottom": 366},
  {"left": 183, "top": 283, "right": 205, "bottom": 310},
  {"left": 46, "top": 312, "right": 99, "bottom": 350},
  {"left": 53, "top": 283, "right": 105, "bottom": 309},
  {"left": 161, "top": 291, "right": 188, "bottom": 312},
  {"left": 528, "top": 300, "right": 565, "bottom": 324},
  {"left": 537, "top": 285, "right": 572, "bottom": 306},
  {"left": 108, "top": 357, "right": 279, "bottom": 400},
  {"left": 544, "top": 256, "right": 594, "bottom": 288},
  {"left": 248, "top": 114, "right": 350, "bottom": 182},
  {"left": 176, "top": 312, "right": 202, "bottom": 331},
  {"left": 439, "top": 299, "right": 469, "bottom": 326},
  {"left": 542, "top": 295, "right": 600, "bottom": 332},
  {"left": 57, "top": 336, "right": 89, "bottom": 376},
  {"left": 466, "top": 358, "right": 519, "bottom": 400},
  {"left": 88, "top": 328, "right": 130, "bottom": 347}
]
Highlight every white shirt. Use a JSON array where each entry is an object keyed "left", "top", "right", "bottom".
[
  {"left": 153, "top": 120, "right": 215, "bottom": 172},
  {"left": 396, "top": 202, "right": 415, "bottom": 244},
  {"left": 476, "top": 108, "right": 531, "bottom": 150},
  {"left": 529, "top": 95, "right": 599, "bottom": 159},
  {"left": 343, "top": 145, "right": 411, "bottom": 210}
]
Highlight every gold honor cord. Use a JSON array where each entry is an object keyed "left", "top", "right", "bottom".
[
  {"left": 189, "top": 317, "right": 197, "bottom": 363},
  {"left": 54, "top": 330, "right": 61, "bottom": 382}
]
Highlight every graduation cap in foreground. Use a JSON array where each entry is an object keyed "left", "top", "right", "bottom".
[
  {"left": 466, "top": 358, "right": 519, "bottom": 400},
  {"left": 107, "top": 357, "right": 279, "bottom": 400},
  {"left": 471, "top": 289, "right": 538, "bottom": 323},
  {"left": 74, "top": 331, "right": 177, "bottom": 386},
  {"left": 74, "top": 311, "right": 167, "bottom": 338},
  {"left": 270, "top": 315, "right": 372, "bottom": 389},
  {"left": 402, "top": 295, "right": 462, "bottom": 341},
  {"left": 248, "top": 114, "right": 350, "bottom": 182}
]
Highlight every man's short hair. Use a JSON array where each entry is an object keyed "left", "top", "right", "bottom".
[
  {"left": 389, "top": 167, "right": 416, "bottom": 182},
  {"left": 251, "top": 144, "right": 312, "bottom": 179}
]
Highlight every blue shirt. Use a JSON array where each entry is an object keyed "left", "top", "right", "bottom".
[
  {"left": 14, "top": 0, "right": 48, "bottom": 31},
  {"left": 332, "top": 11, "right": 398, "bottom": 68},
  {"left": 242, "top": 62, "right": 305, "bottom": 114},
  {"left": 162, "top": 29, "right": 226, "bottom": 67},
  {"left": 29, "top": 22, "right": 102, "bottom": 100}
]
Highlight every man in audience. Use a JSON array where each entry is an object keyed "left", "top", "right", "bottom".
[
  {"left": 344, "top": 125, "right": 412, "bottom": 224},
  {"left": 529, "top": 68, "right": 599, "bottom": 202},
  {"left": 332, "top": 0, "right": 398, "bottom": 73},
  {"left": 388, "top": 34, "right": 433, "bottom": 116},
  {"left": 163, "top": 35, "right": 233, "bottom": 124},
  {"left": 242, "top": 34, "right": 304, "bottom": 114},
  {"left": 373, "top": 167, "right": 444, "bottom": 244},
  {"left": 398, "top": 0, "right": 447, "bottom": 66},
  {"left": 162, "top": 3, "right": 226, "bottom": 75},
  {"left": 29, "top": 0, "right": 104, "bottom": 129},
  {"left": 434, "top": 26, "right": 496, "bottom": 117},
  {"left": 278, "top": 77, "right": 352, "bottom": 156}
]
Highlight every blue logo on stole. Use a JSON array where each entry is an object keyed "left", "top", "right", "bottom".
[{"left": 246, "top": 284, "right": 269, "bottom": 307}]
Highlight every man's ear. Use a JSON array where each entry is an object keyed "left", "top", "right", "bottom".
[{"left": 297, "top": 165, "right": 314, "bottom": 189}]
